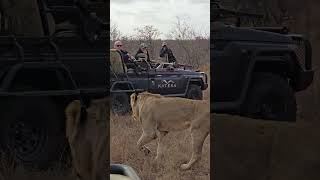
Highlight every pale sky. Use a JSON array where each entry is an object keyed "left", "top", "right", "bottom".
[{"left": 110, "top": 0, "right": 210, "bottom": 39}]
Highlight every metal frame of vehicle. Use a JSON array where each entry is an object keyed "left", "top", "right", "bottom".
[
  {"left": 0, "top": 0, "right": 108, "bottom": 168},
  {"left": 211, "top": 1, "right": 314, "bottom": 120}
]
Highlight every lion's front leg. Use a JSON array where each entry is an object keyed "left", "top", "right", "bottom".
[{"left": 137, "top": 131, "right": 156, "bottom": 155}]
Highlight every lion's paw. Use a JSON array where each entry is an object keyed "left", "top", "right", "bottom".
[
  {"left": 143, "top": 147, "right": 151, "bottom": 155},
  {"left": 139, "top": 146, "right": 151, "bottom": 155},
  {"left": 180, "top": 163, "right": 191, "bottom": 170}
]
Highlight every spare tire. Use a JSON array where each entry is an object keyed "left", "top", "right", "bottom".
[
  {"left": 111, "top": 93, "right": 131, "bottom": 115},
  {"left": 0, "top": 97, "right": 67, "bottom": 169}
]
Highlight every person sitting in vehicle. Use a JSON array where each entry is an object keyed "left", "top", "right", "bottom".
[
  {"left": 135, "top": 43, "right": 151, "bottom": 62},
  {"left": 114, "top": 40, "right": 146, "bottom": 71},
  {"left": 114, "top": 40, "right": 133, "bottom": 64},
  {"left": 160, "top": 42, "right": 176, "bottom": 63}
]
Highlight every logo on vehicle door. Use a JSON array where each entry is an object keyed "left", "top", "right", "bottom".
[{"left": 158, "top": 80, "right": 177, "bottom": 88}]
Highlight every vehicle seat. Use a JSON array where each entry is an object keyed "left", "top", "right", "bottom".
[{"left": 41, "top": 0, "right": 79, "bottom": 37}]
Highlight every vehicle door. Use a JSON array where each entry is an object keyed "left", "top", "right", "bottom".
[
  {"left": 125, "top": 62, "right": 151, "bottom": 92},
  {"left": 148, "top": 68, "right": 188, "bottom": 95}
]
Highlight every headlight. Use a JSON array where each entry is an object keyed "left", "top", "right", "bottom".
[{"left": 200, "top": 72, "right": 207, "bottom": 83}]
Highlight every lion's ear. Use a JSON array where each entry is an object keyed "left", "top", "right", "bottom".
[
  {"left": 132, "top": 92, "right": 138, "bottom": 102},
  {"left": 134, "top": 93, "right": 138, "bottom": 101}
]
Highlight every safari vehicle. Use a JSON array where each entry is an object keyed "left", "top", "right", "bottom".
[
  {"left": 0, "top": 1, "right": 107, "bottom": 168},
  {"left": 155, "top": 62, "right": 193, "bottom": 71},
  {"left": 110, "top": 49, "right": 208, "bottom": 114},
  {"left": 211, "top": 2, "right": 314, "bottom": 121}
]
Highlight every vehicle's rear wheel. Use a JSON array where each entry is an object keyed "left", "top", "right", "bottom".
[
  {"left": 186, "top": 84, "right": 203, "bottom": 100},
  {"left": 111, "top": 93, "right": 131, "bottom": 115},
  {"left": 244, "top": 73, "right": 297, "bottom": 122},
  {"left": 0, "top": 97, "right": 67, "bottom": 169}
]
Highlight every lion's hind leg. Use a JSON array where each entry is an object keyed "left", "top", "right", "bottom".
[
  {"left": 180, "top": 128, "right": 209, "bottom": 170},
  {"left": 155, "top": 131, "right": 168, "bottom": 161}
]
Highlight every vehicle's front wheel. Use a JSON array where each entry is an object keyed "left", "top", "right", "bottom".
[
  {"left": 186, "top": 84, "right": 203, "bottom": 100},
  {"left": 0, "top": 97, "right": 66, "bottom": 169},
  {"left": 111, "top": 93, "right": 131, "bottom": 115},
  {"left": 244, "top": 73, "right": 297, "bottom": 122}
]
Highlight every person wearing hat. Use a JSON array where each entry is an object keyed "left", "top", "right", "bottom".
[
  {"left": 160, "top": 42, "right": 176, "bottom": 63},
  {"left": 135, "top": 43, "right": 151, "bottom": 62}
]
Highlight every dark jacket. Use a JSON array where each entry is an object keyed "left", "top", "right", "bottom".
[
  {"left": 119, "top": 50, "right": 131, "bottom": 64},
  {"left": 135, "top": 49, "right": 151, "bottom": 62},
  {"left": 160, "top": 46, "right": 176, "bottom": 63}
]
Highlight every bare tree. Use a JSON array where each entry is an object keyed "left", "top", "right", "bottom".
[
  {"left": 134, "top": 25, "right": 160, "bottom": 58},
  {"left": 110, "top": 21, "right": 122, "bottom": 42},
  {"left": 168, "top": 16, "right": 209, "bottom": 68}
]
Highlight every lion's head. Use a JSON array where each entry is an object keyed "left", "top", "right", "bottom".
[
  {"left": 65, "top": 98, "right": 109, "bottom": 180},
  {"left": 130, "top": 93, "right": 139, "bottom": 121},
  {"left": 130, "top": 92, "right": 164, "bottom": 122}
]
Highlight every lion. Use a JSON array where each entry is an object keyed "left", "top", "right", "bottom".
[
  {"left": 130, "top": 92, "right": 210, "bottom": 170},
  {"left": 65, "top": 98, "right": 109, "bottom": 180}
]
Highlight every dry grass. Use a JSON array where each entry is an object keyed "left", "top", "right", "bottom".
[{"left": 110, "top": 115, "right": 210, "bottom": 180}]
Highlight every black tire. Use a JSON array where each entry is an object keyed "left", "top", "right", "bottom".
[
  {"left": 111, "top": 93, "right": 131, "bottom": 115},
  {"left": 186, "top": 84, "right": 203, "bottom": 100},
  {"left": 0, "top": 97, "right": 66, "bottom": 169},
  {"left": 244, "top": 73, "right": 297, "bottom": 122}
]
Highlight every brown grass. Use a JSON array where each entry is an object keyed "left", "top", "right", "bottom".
[{"left": 110, "top": 115, "right": 210, "bottom": 180}]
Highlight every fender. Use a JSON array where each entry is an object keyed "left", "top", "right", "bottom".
[{"left": 212, "top": 41, "right": 301, "bottom": 113}]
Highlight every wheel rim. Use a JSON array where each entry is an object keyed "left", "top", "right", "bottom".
[{"left": 8, "top": 120, "right": 47, "bottom": 161}]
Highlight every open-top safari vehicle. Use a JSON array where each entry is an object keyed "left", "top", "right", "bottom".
[{"left": 110, "top": 49, "right": 208, "bottom": 114}]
